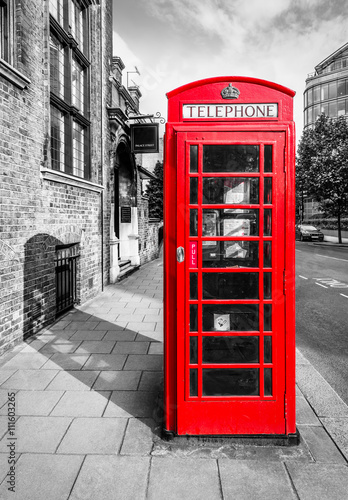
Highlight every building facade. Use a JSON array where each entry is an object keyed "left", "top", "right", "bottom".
[
  {"left": 0, "top": 0, "right": 161, "bottom": 355},
  {"left": 301, "top": 42, "right": 348, "bottom": 222},
  {"left": 304, "top": 42, "right": 348, "bottom": 129}
]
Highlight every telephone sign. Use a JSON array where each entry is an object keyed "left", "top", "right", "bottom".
[{"left": 164, "top": 77, "right": 297, "bottom": 441}]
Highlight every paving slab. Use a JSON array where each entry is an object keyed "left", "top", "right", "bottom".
[
  {"left": 298, "top": 424, "right": 347, "bottom": 464},
  {"left": 39, "top": 341, "right": 82, "bottom": 354},
  {"left": 40, "top": 354, "right": 89, "bottom": 370},
  {"left": 148, "top": 457, "right": 221, "bottom": 500},
  {"left": 219, "top": 461, "right": 296, "bottom": 500},
  {"left": 0, "top": 390, "right": 64, "bottom": 416},
  {"left": 20, "top": 340, "right": 50, "bottom": 352},
  {"left": 104, "top": 390, "right": 157, "bottom": 418},
  {"left": 135, "top": 330, "right": 163, "bottom": 342},
  {"left": 120, "top": 418, "right": 155, "bottom": 455},
  {"left": 57, "top": 417, "right": 128, "bottom": 454},
  {"left": 320, "top": 417, "right": 348, "bottom": 462},
  {"left": 82, "top": 354, "right": 127, "bottom": 371},
  {"left": 35, "top": 331, "right": 77, "bottom": 341},
  {"left": 50, "top": 390, "right": 110, "bottom": 417},
  {"left": 0, "top": 369, "right": 59, "bottom": 390},
  {"left": 297, "top": 364, "right": 348, "bottom": 418},
  {"left": 296, "top": 385, "right": 321, "bottom": 425},
  {"left": 0, "top": 453, "right": 84, "bottom": 500},
  {"left": 286, "top": 463, "right": 348, "bottom": 500},
  {"left": 148, "top": 342, "right": 163, "bottom": 354},
  {"left": 49, "top": 320, "right": 72, "bottom": 330},
  {"left": 64, "top": 311, "right": 93, "bottom": 321},
  {"left": 138, "top": 371, "right": 163, "bottom": 392},
  {"left": 1, "top": 353, "right": 51, "bottom": 370},
  {"left": 68, "top": 321, "right": 99, "bottom": 331},
  {"left": 70, "top": 455, "right": 150, "bottom": 500},
  {"left": 69, "top": 330, "right": 107, "bottom": 341},
  {"left": 103, "top": 329, "right": 137, "bottom": 341},
  {"left": 0, "top": 371, "right": 16, "bottom": 386},
  {"left": 74, "top": 340, "right": 116, "bottom": 354},
  {"left": 0, "top": 452, "right": 12, "bottom": 484},
  {"left": 112, "top": 341, "right": 150, "bottom": 354},
  {"left": 93, "top": 370, "right": 141, "bottom": 391},
  {"left": 116, "top": 314, "right": 146, "bottom": 323},
  {"left": 45, "top": 370, "right": 99, "bottom": 391},
  {"left": 0, "top": 416, "right": 71, "bottom": 453},
  {"left": 127, "top": 321, "right": 156, "bottom": 332},
  {"left": 0, "top": 390, "right": 12, "bottom": 410},
  {"left": 93, "top": 321, "right": 126, "bottom": 331},
  {"left": 0, "top": 416, "right": 11, "bottom": 440},
  {"left": 124, "top": 354, "right": 163, "bottom": 371}
]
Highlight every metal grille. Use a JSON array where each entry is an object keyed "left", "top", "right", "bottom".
[{"left": 55, "top": 244, "right": 79, "bottom": 316}]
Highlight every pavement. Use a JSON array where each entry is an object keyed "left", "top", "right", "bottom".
[{"left": 0, "top": 255, "right": 348, "bottom": 499}]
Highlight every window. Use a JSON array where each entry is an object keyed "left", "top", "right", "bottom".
[
  {"left": 50, "top": 34, "right": 65, "bottom": 99},
  {"left": 51, "top": 105, "right": 66, "bottom": 171},
  {"left": 337, "top": 99, "right": 346, "bottom": 117},
  {"left": 313, "top": 86, "right": 320, "bottom": 103},
  {"left": 337, "top": 79, "right": 347, "bottom": 97},
  {"left": 49, "top": 0, "right": 90, "bottom": 179},
  {"left": 72, "top": 57, "right": 85, "bottom": 112},
  {"left": 49, "top": 0, "right": 64, "bottom": 24},
  {"left": 0, "top": 0, "right": 14, "bottom": 64},
  {"left": 328, "top": 81, "right": 337, "bottom": 99},
  {"left": 72, "top": 121, "right": 86, "bottom": 177},
  {"left": 321, "top": 83, "right": 328, "bottom": 101}
]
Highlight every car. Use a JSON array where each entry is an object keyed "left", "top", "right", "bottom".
[{"left": 296, "top": 224, "right": 324, "bottom": 242}]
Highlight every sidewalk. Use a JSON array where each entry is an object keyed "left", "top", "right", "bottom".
[{"left": 0, "top": 256, "right": 348, "bottom": 499}]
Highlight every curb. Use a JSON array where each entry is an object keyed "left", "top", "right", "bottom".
[{"left": 296, "top": 348, "right": 348, "bottom": 462}]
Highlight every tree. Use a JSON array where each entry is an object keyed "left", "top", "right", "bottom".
[
  {"left": 145, "top": 161, "right": 163, "bottom": 219},
  {"left": 296, "top": 114, "right": 348, "bottom": 243}
]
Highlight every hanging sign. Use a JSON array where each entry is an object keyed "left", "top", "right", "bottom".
[
  {"left": 131, "top": 123, "right": 159, "bottom": 153},
  {"left": 182, "top": 103, "right": 278, "bottom": 119}
]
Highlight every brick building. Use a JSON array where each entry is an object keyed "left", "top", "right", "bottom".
[{"left": 0, "top": 0, "right": 161, "bottom": 354}]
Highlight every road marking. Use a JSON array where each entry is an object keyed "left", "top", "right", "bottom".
[
  {"left": 313, "top": 277, "right": 348, "bottom": 288},
  {"left": 299, "top": 275, "right": 308, "bottom": 280},
  {"left": 315, "top": 254, "right": 348, "bottom": 262},
  {"left": 316, "top": 282, "right": 328, "bottom": 288},
  {"left": 340, "top": 294, "right": 348, "bottom": 299}
]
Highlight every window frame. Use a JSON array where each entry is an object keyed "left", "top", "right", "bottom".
[
  {"left": 49, "top": 0, "right": 91, "bottom": 181},
  {"left": 0, "top": 0, "right": 14, "bottom": 64}
]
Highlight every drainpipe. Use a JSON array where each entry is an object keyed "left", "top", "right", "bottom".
[{"left": 100, "top": 0, "right": 104, "bottom": 291}]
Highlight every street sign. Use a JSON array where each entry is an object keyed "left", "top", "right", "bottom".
[{"left": 130, "top": 123, "right": 159, "bottom": 153}]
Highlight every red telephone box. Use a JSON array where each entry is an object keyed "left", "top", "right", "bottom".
[{"left": 164, "top": 77, "right": 296, "bottom": 440}]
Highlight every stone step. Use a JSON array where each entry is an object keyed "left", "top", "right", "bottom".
[
  {"left": 119, "top": 259, "right": 131, "bottom": 269},
  {"left": 117, "top": 262, "right": 140, "bottom": 281}
]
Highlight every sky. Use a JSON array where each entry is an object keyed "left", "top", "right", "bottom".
[{"left": 112, "top": 0, "right": 348, "bottom": 142}]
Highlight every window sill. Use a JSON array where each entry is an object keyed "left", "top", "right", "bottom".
[
  {"left": 41, "top": 168, "right": 104, "bottom": 193},
  {"left": 0, "top": 59, "right": 31, "bottom": 89}
]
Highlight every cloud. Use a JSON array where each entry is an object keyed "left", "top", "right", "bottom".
[
  {"left": 113, "top": 32, "right": 141, "bottom": 69},
  {"left": 115, "top": 0, "right": 348, "bottom": 140}
]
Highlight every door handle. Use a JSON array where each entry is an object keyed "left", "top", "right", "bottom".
[{"left": 177, "top": 246, "right": 185, "bottom": 263}]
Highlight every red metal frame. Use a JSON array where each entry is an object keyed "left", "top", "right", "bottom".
[{"left": 164, "top": 77, "right": 296, "bottom": 437}]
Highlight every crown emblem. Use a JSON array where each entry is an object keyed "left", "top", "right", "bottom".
[{"left": 221, "top": 83, "right": 240, "bottom": 99}]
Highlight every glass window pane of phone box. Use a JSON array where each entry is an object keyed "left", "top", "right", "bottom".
[
  {"left": 203, "top": 145, "right": 259, "bottom": 172},
  {"left": 203, "top": 178, "right": 259, "bottom": 204},
  {"left": 203, "top": 241, "right": 259, "bottom": 268},
  {"left": 202, "top": 209, "right": 259, "bottom": 237}
]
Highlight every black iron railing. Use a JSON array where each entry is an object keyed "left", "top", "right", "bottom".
[{"left": 55, "top": 244, "right": 79, "bottom": 316}]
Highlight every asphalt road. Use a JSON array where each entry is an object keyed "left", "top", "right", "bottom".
[{"left": 295, "top": 241, "right": 348, "bottom": 404}]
